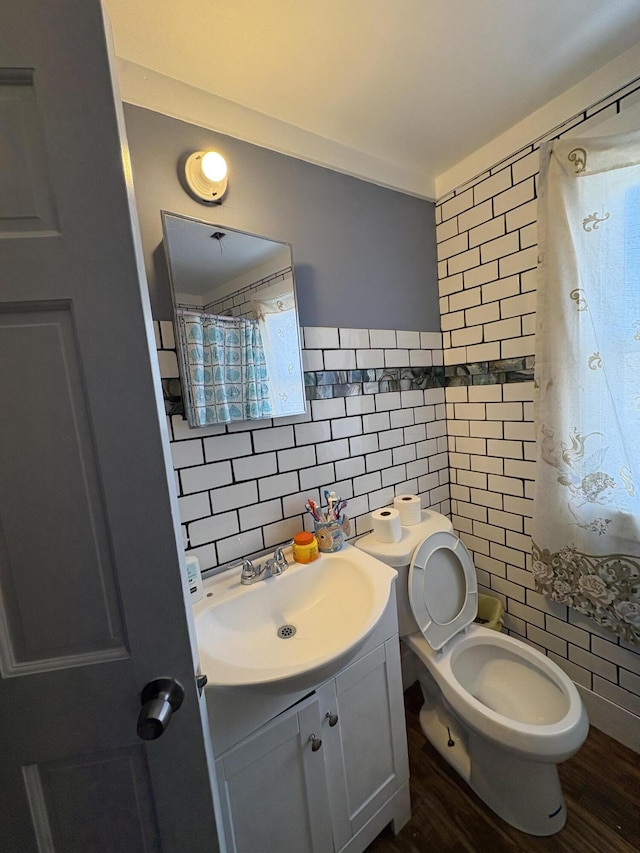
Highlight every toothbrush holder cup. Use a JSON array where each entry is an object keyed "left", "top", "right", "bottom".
[{"left": 313, "top": 519, "right": 344, "bottom": 553}]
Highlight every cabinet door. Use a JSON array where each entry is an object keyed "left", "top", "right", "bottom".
[
  {"left": 215, "top": 694, "right": 333, "bottom": 853},
  {"left": 318, "top": 639, "right": 409, "bottom": 850}
]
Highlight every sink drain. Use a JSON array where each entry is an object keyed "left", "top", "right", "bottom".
[{"left": 277, "top": 624, "right": 297, "bottom": 639}]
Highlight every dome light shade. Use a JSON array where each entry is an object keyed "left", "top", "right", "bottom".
[
  {"left": 201, "top": 151, "right": 227, "bottom": 182},
  {"left": 183, "top": 150, "right": 228, "bottom": 203}
]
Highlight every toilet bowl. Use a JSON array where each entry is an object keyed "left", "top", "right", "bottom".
[{"left": 356, "top": 510, "right": 589, "bottom": 836}]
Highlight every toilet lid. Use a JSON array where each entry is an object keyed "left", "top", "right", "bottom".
[{"left": 409, "top": 530, "right": 477, "bottom": 650}]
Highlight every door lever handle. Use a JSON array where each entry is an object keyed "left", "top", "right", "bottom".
[{"left": 137, "top": 678, "right": 184, "bottom": 741}]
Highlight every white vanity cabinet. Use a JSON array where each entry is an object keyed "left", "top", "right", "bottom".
[
  {"left": 214, "top": 692, "right": 333, "bottom": 853},
  {"left": 209, "top": 593, "right": 410, "bottom": 853},
  {"left": 316, "top": 638, "right": 409, "bottom": 853}
]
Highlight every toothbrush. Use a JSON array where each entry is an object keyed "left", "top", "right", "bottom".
[
  {"left": 328, "top": 490, "right": 337, "bottom": 520},
  {"left": 306, "top": 499, "right": 321, "bottom": 521}
]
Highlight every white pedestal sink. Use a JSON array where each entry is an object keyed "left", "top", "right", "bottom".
[{"left": 193, "top": 543, "right": 397, "bottom": 689}]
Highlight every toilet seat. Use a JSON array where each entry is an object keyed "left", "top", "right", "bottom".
[{"left": 409, "top": 531, "right": 477, "bottom": 650}]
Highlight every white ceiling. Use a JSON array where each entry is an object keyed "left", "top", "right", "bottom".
[{"left": 104, "top": 0, "right": 640, "bottom": 199}]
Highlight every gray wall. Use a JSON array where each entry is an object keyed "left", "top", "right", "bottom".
[{"left": 124, "top": 105, "right": 440, "bottom": 330}]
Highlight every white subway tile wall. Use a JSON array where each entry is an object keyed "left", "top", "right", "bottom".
[
  {"left": 157, "top": 324, "right": 450, "bottom": 572},
  {"left": 207, "top": 267, "right": 292, "bottom": 319},
  {"left": 436, "top": 81, "right": 640, "bottom": 718}
]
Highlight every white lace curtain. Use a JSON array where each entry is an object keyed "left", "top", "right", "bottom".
[{"left": 532, "top": 129, "right": 640, "bottom": 645}]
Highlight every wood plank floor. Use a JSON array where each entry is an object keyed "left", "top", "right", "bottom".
[{"left": 367, "top": 684, "right": 640, "bottom": 853}]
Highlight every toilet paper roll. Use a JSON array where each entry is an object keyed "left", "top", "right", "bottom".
[
  {"left": 370, "top": 507, "right": 402, "bottom": 543},
  {"left": 393, "top": 494, "right": 422, "bottom": 526}
]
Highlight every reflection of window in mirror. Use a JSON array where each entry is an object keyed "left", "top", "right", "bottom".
[
  {"left": 254, "top": 278, "right": 305, "bottom": 417},
  {"left": 161, "top": 211, "right": 306, "bottom": 428}
]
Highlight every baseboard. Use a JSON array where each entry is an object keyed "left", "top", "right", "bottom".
[{"left": 577, "top": 684, "right": 640, "bottom": 754}]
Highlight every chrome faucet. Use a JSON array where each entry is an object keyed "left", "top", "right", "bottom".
[{"left": 239, "top": 548, "right": 288, "bottom": 585}]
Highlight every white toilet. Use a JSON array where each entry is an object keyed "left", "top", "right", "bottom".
[{"left": 356, "top": 509, "right": 589, "bottom": 836}]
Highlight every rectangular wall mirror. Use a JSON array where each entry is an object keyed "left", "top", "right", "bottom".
[{"left": 161, "top": 211, "right": 306, "bottom": 427}]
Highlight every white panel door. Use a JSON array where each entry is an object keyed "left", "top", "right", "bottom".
[{"left": 0, "top": 2, "right": 218, "bottom": 850}]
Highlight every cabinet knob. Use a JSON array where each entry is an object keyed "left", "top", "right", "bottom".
[
  {"left": 325, "top": 712, "right": 339, "bottom": 727},
  {"left": 309, "top": 734, "right": 322, "bottom": 752}
]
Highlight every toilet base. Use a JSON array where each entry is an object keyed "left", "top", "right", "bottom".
[
  {"left": 468, "top": 733, "right": 566, "bottom": 835},
  {"left": 416, "top": 674, "right": 567, "bottom": 836},
  {"left": 418, "top": 698, "right": 470, "bottom": 783}
]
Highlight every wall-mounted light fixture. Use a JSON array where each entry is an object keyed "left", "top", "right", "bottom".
[{"left": 183, "top": 150, "right": 228, "bottom": 204}]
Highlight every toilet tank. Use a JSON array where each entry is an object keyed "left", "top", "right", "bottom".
[{"left": 356, "top": 510, "right": 453, "bottom": 637}]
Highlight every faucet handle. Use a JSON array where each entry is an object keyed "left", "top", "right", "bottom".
[
  {"left": 274, "top": 546, "right": 288, "bottom": 565},
  {"left": 240, "top": 557, "right": 256, "bottom": 582},
  {"left": 265, "top": 548, "right": 288, "bottom": 576}
]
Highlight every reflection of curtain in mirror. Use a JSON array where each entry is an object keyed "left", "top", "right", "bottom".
[
  {"left": 254, "top": 290, "right": 305, "bottom": 417},
  {"left": 176, "top": 309, "right": 272, "bottom": 424}
]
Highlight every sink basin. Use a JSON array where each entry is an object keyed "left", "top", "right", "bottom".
[{"left": 193, "top": 543, "right": 397, "bottom": 688}]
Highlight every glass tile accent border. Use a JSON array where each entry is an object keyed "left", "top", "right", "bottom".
[
  {"left": 162, "top": 358, "right": 533, "bottom": 412},
  {"left": 304, "top": 366, "right": 445, "bottom": 399},
  {"left": 444, "top": 356, "right": 534, "bottom": 387},
  {"left": 306, "top": 357, "right": 535, "bottom": 398}
]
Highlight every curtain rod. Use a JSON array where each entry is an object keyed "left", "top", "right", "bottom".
[{"left": 176, "top": 306, "right": 247, "bottom": 321}]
